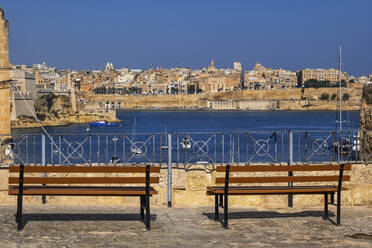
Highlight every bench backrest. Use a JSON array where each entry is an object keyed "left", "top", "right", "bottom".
[
  {"left": 215, "top": 164, "right": 351, "bottom": 188},
  {"left": 9, "top": 165, "right": 160, "bottom": 186}
]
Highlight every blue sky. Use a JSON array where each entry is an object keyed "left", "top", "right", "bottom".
[{"left": 1, "top": 0, "right": 371, "bottom": 75}]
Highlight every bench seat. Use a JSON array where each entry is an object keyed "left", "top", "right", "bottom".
[
  {"left": 9, "top": 164, "right": 160, "bottom": 231},
  {"left": 207, "top": 164, "right": 351, "bottom": 228},
  {"left": 9, "top": 186, "right": 158, "bottom": 196},
  {"left": 207, "top": 185, "right": 348, "bottom": 195}
]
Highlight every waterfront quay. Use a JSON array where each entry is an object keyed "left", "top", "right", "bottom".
[{"left": 0, "top": 205, "right": 371, "bottom": 248}]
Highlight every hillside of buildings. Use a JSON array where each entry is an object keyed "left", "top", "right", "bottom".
[{"left": 7, "top": 60, "right": 371, "bottom": 128}]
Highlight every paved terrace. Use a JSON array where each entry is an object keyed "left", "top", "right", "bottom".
[{"left": 0, "top": 206, "right": 371, "bottom": 248}]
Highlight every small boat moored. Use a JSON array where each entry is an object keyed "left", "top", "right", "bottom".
[{"left": 89, "top": 121, "right": 117, "bottom": 127}]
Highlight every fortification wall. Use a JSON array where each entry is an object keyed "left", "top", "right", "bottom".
[{"left": 86, "top": 88, "right": 362, "bottom": 111}]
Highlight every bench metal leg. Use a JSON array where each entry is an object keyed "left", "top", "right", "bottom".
[
  {"left": 145, "top": 195, "right": 150, "bottom": 230},
  {"left": 337, "top": 192, "right": 341, "bottom": 225},
  {"left": 214, "top": 194, "right": 219, "bottom": 221},
  {"left": 16, "top": 191, "right": 23, "bottom": 231},
  {"left": 323, "top": 193, "right": 328, "bottom": 220},
  {"left": 16, "top": 164, "right": 24, "bottom": 231},
  {"left": 223, "top": 194, "right": 228, "bottom": 229},
  {"left": 140, "top": 196, "right": 144, "bottom": 222},
  {"left": 330, "top": 193, "right": 335, "bottom": 205}
]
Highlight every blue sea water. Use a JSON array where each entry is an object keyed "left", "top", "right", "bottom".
[
  {"left": 13, "top": 110, "right": 360, "bottom": 135},
  {"left": 11, "top": 111, "right": 360, "bottom": 165}
]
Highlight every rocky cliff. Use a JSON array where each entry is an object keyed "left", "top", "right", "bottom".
[{"left": 13, "top": 94, "right": 118, "bottom": 129}]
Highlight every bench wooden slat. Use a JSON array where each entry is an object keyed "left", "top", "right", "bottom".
[
  {"left": 206, "top": 186, "right": 347, "bottom": 195},
  {"left": 9, "top": 177, "right": 160, "bottom": 185},
  {"left": 8, "top": 186, "right": 158, "bottom": 196},
  {"left": 216, "top": 164, "right": 351, "bottom": 172},
  {"left": 216, "top": 175, "right": 350, "bottom": 184},
  {"left": 9, "top": 166, "right": 161, "bottom": 173}
]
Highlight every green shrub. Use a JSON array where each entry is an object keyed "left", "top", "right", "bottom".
[
  {"left": 319, "top": 93, "right": 330, "bottom": 100},
  {"left": 342, "top": 93, "right": 350, "bottom": 101}
]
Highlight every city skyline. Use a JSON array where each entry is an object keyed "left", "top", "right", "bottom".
[{"left": 1, "top": 0, "right": 371, "bottom": 76}]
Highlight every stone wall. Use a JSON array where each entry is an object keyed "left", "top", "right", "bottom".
[
  {"left": 0, "top": 164, "right": 371, "bottom": 208},
  {"left": 0, "top": 7, "right": 9, "bottom": 82},
  {"left": 0, "top": 7, "right": 10, "bottom": 136},
  {"left": 360, "top": 85, "right": 372, "bottom": 159},
  {"left": 86, "top": 87, "right": 362, "bottom": 111}
]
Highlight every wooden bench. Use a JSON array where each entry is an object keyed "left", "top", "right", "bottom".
[
  {"left": 8, "top": 164, "right": 160, "bottom": 231},
  {"left": 207, "top": 164, "right": 351, "bottom": 228}
]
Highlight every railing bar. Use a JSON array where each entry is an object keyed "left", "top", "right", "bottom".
[
  {"left": 124, "top": 134, "right": 125, "bottom": 163},
  {"left": 246, "top": 132, "right": 248, "bottom": 163},
  {"left": 113, "top": 135, "right": 117, "bottom": 164},
  {"left": 214, "top": 134, "right": 217, "bottom": 164},
  {"left": 58, "top": 136, "right": 61, "bottom": 164},
  {"left": 229, "top": 133, "right": 232, "bottom": 163},
  {"left": 159, "top": 135, "right": 162, "bottom": 166},
  {"left": 237, "top": 133, "right": 240, "bottom": 164},
  {"left": 152, "top": 134, "right": 155, "bottom": 164},
  {"left": 51, "top": 135, "right": 54, "bottom": 165},
  {"left": 89, "top": 135, "right": 92, "bottom": 166},
  {"left": 105, "top": 135, "right": 108, "bottom": 164},
  {"left": 26, "top": 136, "right": 29, "bottom": 164},
  {"left": 33, "top": 135, "right": 36, "bottom": 164},
  {"left": 297, "top": 131, "right": 301, "bottom": 162},
  {"left": 222, "top": 133, "right": 225, "bottom": 164},
  {"left": 97, "top": 135, "right": 100, "bottom": 165},
  {"left": 177, "top": 134, "right": 180, "bottom": 165},
  {"left": 273, "top": 132, "right": 277, "bottom": 162}
]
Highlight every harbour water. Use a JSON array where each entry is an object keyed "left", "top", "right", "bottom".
[
  {"left": 10, "top": 111, "right": 360, "bottom": 165},
  {"left": 13, "top": 110, "right": 360, "bottom": 134}
]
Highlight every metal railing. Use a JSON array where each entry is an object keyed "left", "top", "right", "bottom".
[{"left": 0, "top": 129, "right": 366, "bottom": 167}]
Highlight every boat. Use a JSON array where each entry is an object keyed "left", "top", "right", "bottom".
[{"left": 89, "top": 121, "right": 117, "bottom": 127}]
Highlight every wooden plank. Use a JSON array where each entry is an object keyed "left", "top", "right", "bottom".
[
  {"left": 216, "top": 164, "right": 351, "bottom": 172},
  {"left": 206, "top": 186, "right": 347, "bottom": 195},
  {"left": 8, "top": 166, "right": 161, "bottom": 173},
  {"left": 8, "top": 186, "right": 158, "bottom": 196},
  {"left": 216, "top": 175, "right": 350, "bottom": 184},
  {"left": 9, "top": 177, "right": 160, "bottom": 185}
]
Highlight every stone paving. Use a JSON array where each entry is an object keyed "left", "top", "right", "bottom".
[{"left": 0, "top": 205, "right": 371, "bottom": 248}]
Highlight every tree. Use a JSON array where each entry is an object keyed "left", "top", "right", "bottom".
[
  {"left": 304, "top": 79, "right": 346, "bottom": 88},
  {"left": 342, "top": 93, "right": 350, "bottom": 101},
  {"left": 319, "top": 93, "right": 330, "bottom": 100},
  {"left": 187, "top": 85, "right": 196, "bottom": 94}
]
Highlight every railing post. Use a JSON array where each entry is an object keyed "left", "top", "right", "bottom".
[
  {"left": 41, "top": 134, "right": 46, "bottom": 204},
  {"left": 167, "top": 133, "right": 172, "bottom": 208},
  {"left": 288, "top": 130, "right": 293, "bottom": 208}
]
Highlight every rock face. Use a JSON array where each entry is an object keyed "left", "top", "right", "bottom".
[
  {"left": 360, "top": 85, "right": 372, "bottom": 159},
  {"left": 35, "top": 94, "right": 71, "bottom": 117}
]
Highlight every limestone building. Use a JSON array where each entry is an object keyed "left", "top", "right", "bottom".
[
  {"left": 0, "top": 6, "right": 11, "bottom": 135},
  {"left": 297, "top": 68, "right": 347, "bottom": 87}
]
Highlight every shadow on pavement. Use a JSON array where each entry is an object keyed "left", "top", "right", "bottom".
[
  {"left": 203, "top": 210, "right": 334, "bottom": 220},
  {"left": 20, "top": 213, "right": 157, "bottom": 228}
]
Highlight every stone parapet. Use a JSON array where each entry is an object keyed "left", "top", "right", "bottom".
[{"left": 0, "top": 163, "right": 371, "bottom": 207}]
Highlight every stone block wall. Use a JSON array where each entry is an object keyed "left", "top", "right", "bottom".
[
  {"left": 0, "top": 7, "right": 10, "bottom": 135},
  {"left": 360, "top": 85, "right": 372, "bottom": 159},
  {"left": 0, "top": 164, "right": 371, "bottom": 208}
]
